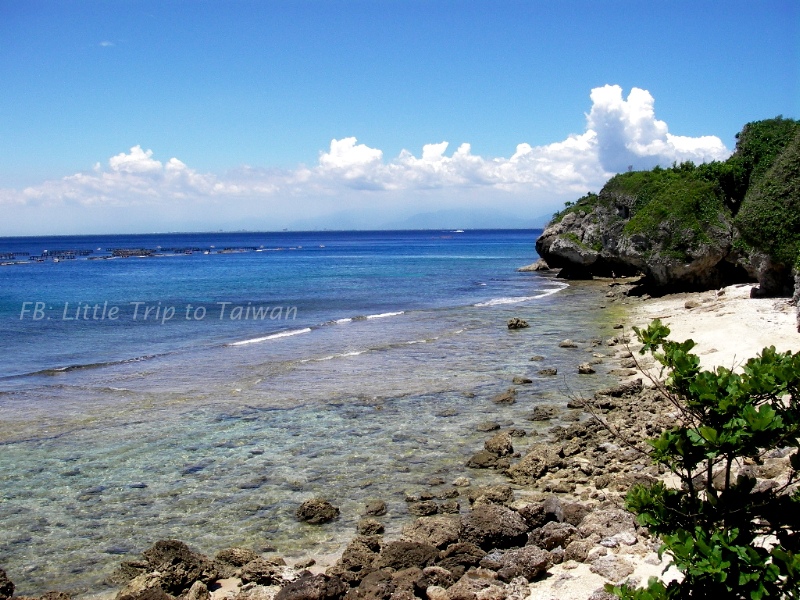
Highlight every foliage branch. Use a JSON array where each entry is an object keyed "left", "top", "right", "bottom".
[{"left": 609, "top": 320, "right": 800, "bottom": 599}]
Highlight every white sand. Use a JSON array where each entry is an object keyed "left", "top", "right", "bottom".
[
  {"left": 631, "top": 283, "right": 800, "bottom": 371},
  {"left": 526, "top": 558, "right": 680, "bottom": 600}
]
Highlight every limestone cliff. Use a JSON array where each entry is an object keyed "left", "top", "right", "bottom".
[{"left": 536, "top": 117, "right": 800, "bottom": 298}]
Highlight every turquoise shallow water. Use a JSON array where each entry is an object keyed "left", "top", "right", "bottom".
[{"left": 0, "top": 231, "right": 620, "bottom": 595}]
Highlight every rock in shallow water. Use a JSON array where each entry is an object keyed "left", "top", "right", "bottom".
[
  {"left": 484, "top": 432, "right": 513, "bottom": 457},
  {"left": 408, "top": 501, "right": 439, "bottom": 517},
  {"left": 476, "top": 421, "right": 500, "bottom": 432},
  {"left": 296, "top": 498, "right": 340, "bottom": 524},
  {"left": 491, "top": 388, "right": 517, "bottom": 405},
  {"left": 363, "top": 500, "right": 387, "bottom": 517}
]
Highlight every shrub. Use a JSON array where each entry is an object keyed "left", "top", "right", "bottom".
[{"left": 609, "top": 320, "right": 800, "bottom": 599}]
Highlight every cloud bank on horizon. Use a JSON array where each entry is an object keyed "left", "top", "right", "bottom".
[{"left": 2, "top": 85, "right": 731, "bottom": 233}]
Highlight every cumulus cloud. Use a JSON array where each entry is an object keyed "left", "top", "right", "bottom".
[
  {"left": 108, "top": 145, "right": 163, "bottom": 174},
  {"left": 0, "top": 85, "right": 732, "bottom": 232},
  {"left": 587, "top": 84, "right": 730, "bottom": 172}
]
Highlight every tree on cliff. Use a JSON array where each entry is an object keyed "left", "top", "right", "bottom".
[{"left": 735, "top": 127, "right": 800, "bottom": 278}]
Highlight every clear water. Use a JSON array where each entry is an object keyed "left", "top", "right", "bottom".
[{"left": 0, "top": 230, "right": 621, "bottom": 596}]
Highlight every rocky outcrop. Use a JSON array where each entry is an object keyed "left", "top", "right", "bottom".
[
  {"left": 505, "top": 444, "right": 563, "bottom": 486},
  {"left": 402, "top": 516, "right": 462, "bottom": 549},
  {"left": 214, "top": 548, "right": 260, "bottom": 578},
  {"left": 112, "top": 540, "right": 219, "bottom": 600},
  {"left": 535, "top": 196, "right": 740, "bottom": 291},
  {"left": 493, "top": 546, "right": 551, "bottom": 582},
  {"left": 274, "top": 573, "right": 348, "bottom": 600},
  {"left": 537, "top": 119, "right": 800, "bottom": 294},
  {"left": 0, "top": 568, "right": 14, "bottom": 600},
  {"left": 745, "top": 250, "right": 796, "bottom": 297},
  {"left": 333, "top": 535, "right": 384, "bottom": 584},
  {"left": 374, "top": 542, "right": 438, "bottom": 571},
  {"left": 296, "top": 499, "right": 340, "bottom": 524},
  {"left": 506, "top": 318, "right": 529, "bottom": 330},
  {"left": 238, "top": 557, "right": 290, "bottom": 586},
  {"left": 139, "top": 540, "right": 217, "bottom": 595},
  {"left": 459, "top": 504, "right": 529, "bottom": 550},
  {"left": 516, "top": 259, "right": 550, "bottom": 272}
]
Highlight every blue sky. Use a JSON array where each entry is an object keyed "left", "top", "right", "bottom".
[{"left": 0, "top": 0, "right": 797, "bottom": 234}]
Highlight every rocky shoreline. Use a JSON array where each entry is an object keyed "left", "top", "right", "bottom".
[{"left": 3, "top": 280, "right": 797, "bottom": 600}]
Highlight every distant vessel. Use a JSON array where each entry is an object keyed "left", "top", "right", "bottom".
[{"left": 453, "top": 230, "right": 465, "bottom": 233}]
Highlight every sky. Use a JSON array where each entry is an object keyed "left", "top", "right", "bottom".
[{"left": 0, "top": 0, "right": 797, "bottom": 235}]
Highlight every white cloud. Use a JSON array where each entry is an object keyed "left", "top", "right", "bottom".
[
  {"left": 0, "top": 85, "right": 732, "bottom": 233},
  {"left": 108, "top": 145, "right": 163, "bottom": 174},
  {"left": 587, "top": 84, "right": 730, "bottom": 172}
]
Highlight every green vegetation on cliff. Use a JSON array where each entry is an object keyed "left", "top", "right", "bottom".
[
  {"left": 614, "top": 168, "right": 728, "bottom": 261},
  {"left": 727, "top": 116, "right": 800, "bottom": 206},
  {"left": 544, "top": 116, "right": 800, "bottom": 288},
  {"left": 736, "top": 128, "right": 800, "bottom": 269}
]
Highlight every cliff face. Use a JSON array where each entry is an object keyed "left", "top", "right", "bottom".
[
  {"left": 536, "top": 117, "right": 800, "bottom": 297},
  {"left": 535, "top": 174, "right": 739, "bottom": 291}
]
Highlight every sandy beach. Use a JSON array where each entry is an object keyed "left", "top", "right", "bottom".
[{"left": 631, "top": 283, "right": 800, "bottom": 371}]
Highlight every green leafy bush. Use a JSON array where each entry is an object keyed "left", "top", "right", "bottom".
[{"left": 610, "top": 320, "right": 800, "bottom": 599}]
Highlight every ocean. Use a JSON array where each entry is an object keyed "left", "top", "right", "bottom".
[{"left": 0, "top": 230, "right": 620, "bottom": 596}]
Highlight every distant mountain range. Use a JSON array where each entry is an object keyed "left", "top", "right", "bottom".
[{"left": 288, "top": 208, "right": 554, "bottom": 231}]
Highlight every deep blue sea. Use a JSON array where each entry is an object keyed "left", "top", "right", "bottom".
[{"left": 0, "top": 230, "right": 620, "bottom": 596}]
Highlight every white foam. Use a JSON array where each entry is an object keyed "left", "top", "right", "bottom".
[
  {"left": 474, "top": 285, "right": 567, "bottom": 307},
  {"left": 365, "top": 311, "right": 404, "bottom": 320},
  {"left": 301, "top": 349, "right": 366, "bottom": 363},
  {"left": 229, "top": 328, "right": 312, "bottom": 346}
]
